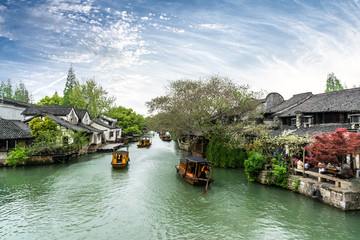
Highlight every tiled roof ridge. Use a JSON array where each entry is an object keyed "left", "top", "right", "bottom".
[
  {"left": 0, "top": 118, "right": 32, "bottom": 140},
  {"left": 315, "top": 87, "right": 360, "bottom": 96}
]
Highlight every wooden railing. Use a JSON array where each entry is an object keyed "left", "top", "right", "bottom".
[{"left": 294, "top": 169, "right": 352, "bottom": 189}]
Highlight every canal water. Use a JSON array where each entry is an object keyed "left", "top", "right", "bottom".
[{"left": 1, "top": 136, "right": 360, "bottom": 240}]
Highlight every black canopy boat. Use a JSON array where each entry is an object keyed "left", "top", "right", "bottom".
[{"left": 175, "top": 156, "right": 214, "bottom": 186}]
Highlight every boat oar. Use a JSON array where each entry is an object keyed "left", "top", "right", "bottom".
[{"left": 204, "top": 178, "right": 209, "bottom": 194}]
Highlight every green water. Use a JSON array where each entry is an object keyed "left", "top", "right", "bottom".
[{"left": 1, "top": 136, "right": 360, "bottom": 240}]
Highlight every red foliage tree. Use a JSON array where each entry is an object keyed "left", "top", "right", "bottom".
[{"left": 305, "top": 128, "right": 360, "bottom": 166}]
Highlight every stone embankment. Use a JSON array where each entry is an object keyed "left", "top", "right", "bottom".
[{"left": 258, "top": 170, "right": 360, "bottom": 211}]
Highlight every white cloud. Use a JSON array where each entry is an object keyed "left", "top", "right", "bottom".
[
  {"left": 199, "top": 23, "right": 228, "bottom": 30},
  {"left": 159, "top": 15, "right": 170, "bottom": 20},
  {"left": 4, "top": 0, "right": 360, "bottom": 115}
]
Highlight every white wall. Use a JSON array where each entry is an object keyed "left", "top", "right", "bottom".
[
  {"left": 90, "top": 122, "right": 114, "bottom": 142},
  {"left": 82, "top": 112, "right": 91, "bottom": 125},
  {"left": 0, "top": 104, "right": 26, "bottom": 120}
]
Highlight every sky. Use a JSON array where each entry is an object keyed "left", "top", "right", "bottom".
[{"left": 1, "top": 0, "right": 360, "bottom": 115}]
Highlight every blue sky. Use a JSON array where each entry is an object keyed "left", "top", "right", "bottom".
[{"left": 1, "top": 0, "right": 360, "bottom": 115}]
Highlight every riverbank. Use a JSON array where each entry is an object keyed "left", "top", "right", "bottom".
[
  {"left": 258, "top": 170, "right": 360, "bottom": 210},
  {"left": 0, "top": 143, "right": 124, "bottom": 167}
]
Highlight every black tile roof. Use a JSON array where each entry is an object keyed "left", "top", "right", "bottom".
[
  {"left": 24, "top": 114, "right": 93, "bottom": 134},
  {"left": 78, "top": 123, "right": 103, "bottom": 133},
  {"left": 45, "top": 114, "right": 93, "bottom": 133},
  {"left": 279, "top": 88, "right": 360, "bottom": 117},
  {"left": 0, "top": 96, "right": 34, "bottom": 108},
  {"left": 75, "top": 109, "right": 88, "bottom": 119},
  {"left": 0, "top": 118, "right": 32, "bottom": 140},
  {"left": 22, "top": 105, "right": 74, "bottom": 116},
  {"left": 271, "top": 123, "right": 351, "bottom": 138},
  {"left": 93, "top": 118, "right": 120, "bottom": 129},
  {"left": 266, "top": 92, "right": 312, "bottom": 114}
]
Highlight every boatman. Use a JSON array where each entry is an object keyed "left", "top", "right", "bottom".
[{"left": 200, "top": 164, "right": 208, "bottom": 178}]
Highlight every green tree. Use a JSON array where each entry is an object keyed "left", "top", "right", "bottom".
[
  {"left": 29, "top": 116, "right": 58, "bottom": 138},
  {"left": 1, "top": 79, "right": 32, "bottom": 103},
  {"left": 146, "top": 75, "right": 263, "bottom": 141},
  {"left": 2, "top": 79, "right": 13, "bottom": 98},
  {"left": 37, "top": 92, "right": 63, "bottom": 105},
  {"left": 29, "top": 117, "right": 62, "bottom": 154},
  {"left": 13, "top": 80, "right": 31, "bottom": 103},
  {"left": 206, "top": 135, "right": 247, "bottom": 168},
  {"left": 6, "top": 145, "right": 30, "bottom": 167},
  {"left": 63, "top": 65, "right": 77, "bottom": 105},
  {"left": 106, "top": 106, "right": 145, "bottom": 135},
  {"left": 70, "top": 130, "right": 89, "bottom": 150},
  {"left": 69, "top": 78, "right": 115, "bottom": 118},
  {"left": 244, "top": 152, "right": 266, "bottom": 181},
  {"left": 0, "top": 80, "right": 5, "bottom": 97},
  {"left": 325, "top": 73, "right": 344, "bottom": 92}
]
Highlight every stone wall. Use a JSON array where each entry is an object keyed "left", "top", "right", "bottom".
[
  {"left": 258, "top": 170, "right": 360, "bottom": 211},
  {"left": 26, "top": 156, "right": 55, "bottom": 165},
  {"left": 0, "top": 152, "right": 6, "bottom": 166}
]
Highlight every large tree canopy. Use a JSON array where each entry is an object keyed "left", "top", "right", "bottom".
[
  {"left": 69, "top": 78, "right": 115, "bottom": 118},
  {"left": 106, "top": 106, "right": 145, "bottom": 135},
  {"left": 29, "top": 116, "right": 58, "bottom": 138},
  {"left": 146, "top": 75, "right": 263, "bottom": 141},
  {"left": 37, "top": 92, "right": 63, "bottom": 105}
]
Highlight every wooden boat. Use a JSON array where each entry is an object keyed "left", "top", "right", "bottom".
[
  {"left": 161, "top": 135, "right": 171, "bottom": 141},
  {"left": 111, "top": 150, "right": 130, "bottom": 168},
  {"left": 137, "top": 137, "right": 152, "bottom": 148},
  {"left": 175, "top": 156, "right": 214, "bottom": 186},
  {"left": 159, "top": 130, "right": 167, "bottom": 139}
]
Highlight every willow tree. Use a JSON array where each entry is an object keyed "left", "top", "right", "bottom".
[{"left": 146, "top": 75, "right": 264, "bottom": 143}]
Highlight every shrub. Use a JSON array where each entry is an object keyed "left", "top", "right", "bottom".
[
  {"left": 271, "top": 164, "right": 289, "bottom": 188},
  {"left": 206, "top": 136, "right": 247, "bottom": 168},
  {"left": 290, "top": 178, "right": 301, "bottom": 192},
  {"left": 7, "top": 146, "right": 29, "bottom": 167},
  {"left": 266, "top": 157, "right": 290, "bottom": 188},
  {"left": 244, "top": 152, "right": 266, "bottom": 181}
]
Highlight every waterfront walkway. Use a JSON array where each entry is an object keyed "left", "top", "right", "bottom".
[{"left": 97, "top": 143, "right": 126, "bottom": 152}]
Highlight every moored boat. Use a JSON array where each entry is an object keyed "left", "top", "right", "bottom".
[
  {"left": 161, "top": 135, "right": 171, "bottom": 141},
  {"left": 137, "top": 137, "right": 152, "bottom": 148},
  {"left": 111, "top": 150, "right": 130, "bottom": 168},
  {"left": 175, "top": 156, "right": 214, "bottom": 186}
]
